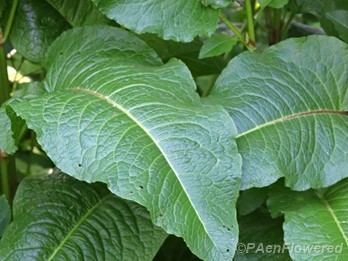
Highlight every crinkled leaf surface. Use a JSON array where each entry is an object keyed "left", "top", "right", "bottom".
[
  {"left": 0, "top": 172, "right": 167, "bottom": 260},
  {"left": 268, "top": 179, "right": 348, "bottom": 260},
  {"left": 235, "top": 209, "right": 291, "bottom": 260},
  {"left": 9, "top": 0, "right": 70, "bottom": 64},
  {"left": 199, "top": 33, "right": 238, "bottom": 59},
  {"left": 46, "top": 0, "right": 109, "bottom": 26},
  {"left": 209, "top": 36, "right": 348, "bottom": 191},
  {"left": 0, "top": 195, "right": 11, "bottom": 238},
  {"left": 90, "top": 0, "right": 220, "bottom": 42},
  {"left": 8, "top": 26, "right": 242, "bottom": 261}
]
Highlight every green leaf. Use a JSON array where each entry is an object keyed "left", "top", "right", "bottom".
[
  {"left": 258, "top": 0, "right": 289, "bottom": 9},
  {"left": 199, "top": 34, "right": 238, "bottom": 59},
  {"left": 0, "top": 108, "right": 17, "bottom": 154},
  {"left": 235, "top": 209, "right": 291, "bottom": 260},
  {"left": 0, "top": 172, "right": 167, "bottom": 260},
  {"left": 322, "top": 10, "right": 348, "bottom": 43},
  {"left": 201, "top": 0, "right": 230, "bottom": 9},
  {"left": 208, "top": 35, "right": 348, "bottom": 191},
  {"left": 90, "top": 0, "right": 220, "bottom": 42},
  {"left": 8, "top": 26, "right": 242, "bottom": 261},
  {"left": 237, "top": 188, "right": 268, "bottom": 216},
  {"left": 45, "top": 0, "right": 109, "bottom": 26},
  {"left": 0, "top": 195, "right": 11, "bottom": 237},
  {"left": 9, "top": 0, "right": 70, "bottom": 64},
  {"left": 268, "top": 179, "right": 348, "bottom": 260}
]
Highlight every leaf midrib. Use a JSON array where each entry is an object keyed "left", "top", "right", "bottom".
[
  {"left": 236, "top": 110, "right": 348, "bottom": 139},
  {"left": 68, "top": 88, "right": 221, "bottom": 256},
  {"left": 315, "top": 191, "right": 348, "bottom": 248},
  {"left": 47, "top": 194, "right": 112, "bottom": 260}
]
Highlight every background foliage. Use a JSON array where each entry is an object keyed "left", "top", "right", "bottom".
[{"left": 1, "top": 0, "right": 347, "bottom": 260}]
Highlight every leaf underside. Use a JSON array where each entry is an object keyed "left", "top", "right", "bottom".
[
  {"left": 209, "top": 35, "right": 348, "bottom": 191},
  {"left": 0, "top": 172, "right": 167, "bottom": 260},
  {"left": 268, "top": 179, "right": 348, "bottom": 260},
  {"left": 8, "top": 26, "right": 242, "bottom": 261},
  {"left": 91, "top": 0, "right": 220, "bottom": 42}
]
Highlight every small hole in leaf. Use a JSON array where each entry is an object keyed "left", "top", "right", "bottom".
[{"left": 226, "top": 249, "right": 229, "bottom": 252}]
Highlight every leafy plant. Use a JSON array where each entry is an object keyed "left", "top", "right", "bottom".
[{"left": 0, "top": 0, "right": 347, "bottom": 260}]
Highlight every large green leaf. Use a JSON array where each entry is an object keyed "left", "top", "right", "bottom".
[
  {"left": 90, "top": 0, "right": 220, "bottom": 42},
  {"left": 8, "top": 26, "right": 242, "bottom": 261},
  {"left": 9, "top": 0, "right": 70, "bottom": 64},
  {"left": 209, "top": 36, "right": 348, "bottom": 191},
  {"left": 0, "top": 172, "right": 167, "bottom": 260},
  {"left": 45, "top": 0, "right": 109, "bottom": 26},
  {"left": 268, "top": 179, "right": 348, "bottom": 260},
  {"left": 0, "top": 195, "right": 11, "bottom": 238}
]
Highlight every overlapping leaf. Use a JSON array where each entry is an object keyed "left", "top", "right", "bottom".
[
  {"left": 0, "top": 172, "right": 167, "bottom": 260},
  {"left": 90, "top": 0, "right": 220, "bottom": 42},
  {"left": 9, "top": 0, "right": 70, "bottom": 64},
  {"left": 268, "top": 179, "right": 348, "bottom": 260},
  {"left": 46, "top": 0, "right": 109, "bottom": 26},
  {"left": 209, "top": 36, "right": 348, "bottom": 190},
  {"left": 8, "top": 26, "right": 242, "bottom": 261}
]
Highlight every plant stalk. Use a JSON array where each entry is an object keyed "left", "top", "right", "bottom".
[
  {"left": 0, "top": 0, "right": 19, "bottom": 201},
  {"left": 245, "top": 0, "right": 256, "bottom": 48},
  {"left": 219, "top": 14, "right": 245, "bottom": 45},
  {"left": 272, "top": 8, "right": 282, "bottom": 44},
  {"left": 3, "top": 0, "right": 19, "bottom": 42}
]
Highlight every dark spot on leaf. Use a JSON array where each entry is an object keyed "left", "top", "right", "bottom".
[
  {"left": 227, "top": 228, "right": 231, "bottom": 231},
  {"left": 130, "top": 191, "right": 133, "bottom": 194},
  {"left": 139, "top": 185, "right": 143, "bottom": 189},
  {"left": 159, "top": 213, "right": 163, "bottom": 217},
  {"left": 226, "top": 249, "right": 229, "bottom": 252},
  {"left": 78, "top": 164, "right": 82, "bottom": 167}
]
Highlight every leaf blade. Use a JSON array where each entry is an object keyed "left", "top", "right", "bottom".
[
  {"left": 0, "top": 172, "right": 167, "bottom": 260},
  {"left": 8, "top": 26, "right": 242, "bottom": 260},
  {"left": 90, "top": 0, "right": 220, "bottom": 42},
  {"left": 209, "top": 35, "right": 348, "bottom": 190},
  {"left": 268, "top": 180, "right": 348, "bottom": 260}
]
